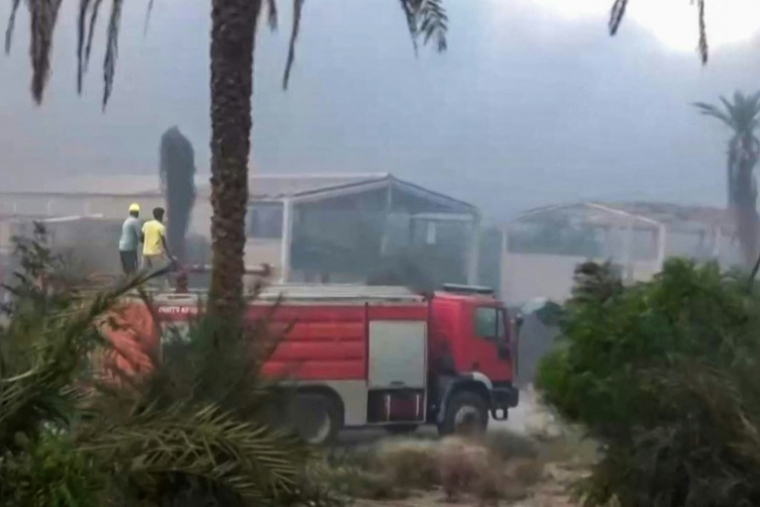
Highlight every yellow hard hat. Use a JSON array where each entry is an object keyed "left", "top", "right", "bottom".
[{"left": 128, "top": 203, "right": 141, "bottom": 213}]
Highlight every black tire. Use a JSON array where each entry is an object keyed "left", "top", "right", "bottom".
[
  {"left": 385, "top": 424, "right": 419, "bottom": 436},
  {"left": 289, "top": 392, "right": 342, "bottom": 445},
  {"left": 437, "top": 390, "right": 489, "bottom": 436}
]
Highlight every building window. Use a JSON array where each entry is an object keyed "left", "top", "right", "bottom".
[{"left": 249, "top": 203, "right": 284, "bottom": 239}]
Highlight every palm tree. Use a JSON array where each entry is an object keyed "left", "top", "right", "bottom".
[
  {"left": 0, "top": 226, "right": 332, "bottom": 506},
  {"left": 609, "top": 0, "right": 709, "bottom": 63},
  {"left": 5, "top": 0, "right": 448, "bottom": 324},
  {"left": 694, "top": 92, "right": 760, "bottom": 266}
]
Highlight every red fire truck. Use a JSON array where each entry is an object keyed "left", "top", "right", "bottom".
[{"left": 107, "top": 283, "right": 519, "bottom": 443}]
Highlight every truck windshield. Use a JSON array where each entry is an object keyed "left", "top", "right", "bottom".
[{"left": 474, "top": 306, "right": 507, "bottom": 344}]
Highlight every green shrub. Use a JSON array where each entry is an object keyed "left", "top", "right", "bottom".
[
  {"left": 538, "top": 258, "right": 760, "bottom": 507},
  {"left": 0, "top": 431, "right": 106, "bottom": 506}
]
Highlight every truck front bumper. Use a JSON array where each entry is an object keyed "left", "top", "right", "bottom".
[{"left": 489, "top": 382, "right": 519, "bottom": 420}]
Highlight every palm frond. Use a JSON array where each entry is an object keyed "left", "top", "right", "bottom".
[
  {"left": 0, "top": 232, "right": 325, "bottom": 505},
  {"left": 747, "top": 94, "right": 760, "bottom": 122},
  {"left": 693, "top": 102, "right": 734, "bottom": 127},
  {"left": 698, "top": 92, "right": 760, "bottom": 135},
  {"left": 84, "top": 0, "right": 104, "bottom": 73},
  {"left": 282, "top": 0, "right": 305, "bottom": 90},
  {"left": 399, "top": 0, "right": 422, "bottom": 56},
  {"left": 144, "top": 0, "right": 155, "bottom": 37},
  {"left": 609, "top": 0, "right": 628, "bottom": 35},
  {"left": 719, "top": 96, "right": 737, "bottom": 120},
  {"left": 29, "top": 0, "right": 64, "bottom": 104},
  {"left": 266, "top": 0, "right": 278, "bottom": 31},
  {"left": 0, "top": 271, "right": 156, "bottom": 448},
  {"left": 102, "top": 0, "right": 123, "bottom": 110},
  {"left": 4, "top": 0, "right": 21, "bottom": 54},
  {"left": 81, "top": 403, "right": 310, "bottom": 501},
  {"left": 77, "top": 0, "right": 93, "bottom": 93},
  {"left": 418, "top": 0, "right": 447, "bottom": 51},
  {"left": 697, "top": 0, "right": 708, "bottom": 64},
  {"left": 398, "top": 0, "right": 447, "bottom": 54}
]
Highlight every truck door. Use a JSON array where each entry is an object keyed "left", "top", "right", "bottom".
[{"left": 468, "top": 305, "right": 512, "bottom": 383}]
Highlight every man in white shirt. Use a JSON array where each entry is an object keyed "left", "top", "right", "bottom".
[{"left": 118, "top": 203, "right": 142, "bottom": 275}]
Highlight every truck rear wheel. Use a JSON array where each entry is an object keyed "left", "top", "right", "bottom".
[
  {"left": 438, "top": 390, "right": 489, "bottom": 436},
  {"left": 289, "top": 393, "right": 341, "bottom": 445}
]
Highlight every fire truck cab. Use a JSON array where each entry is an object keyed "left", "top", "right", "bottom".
[{"left": 135, "top": 283, "right": 518, "bottom": 443}]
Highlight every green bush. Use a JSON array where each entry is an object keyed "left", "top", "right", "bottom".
[
  {"left": 537, "top": 259, "right": 760, "bottom": 507},
  {"left": 0, "top": 431, "right": 107, "bottom": 506}
]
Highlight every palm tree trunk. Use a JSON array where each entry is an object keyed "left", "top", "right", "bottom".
[
  {"left": 734, "top": 135, "right": 760, "bottom": 266},
  {"left": 736, "top": 204, "right": 759, "bottom": 266},
  {"left": 208, "top": 0, "right": 262, "bottom": 323}
]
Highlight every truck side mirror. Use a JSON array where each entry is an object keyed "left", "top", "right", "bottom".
[{"left": 514, "top": 315, "right": 524, "bottom": 336}]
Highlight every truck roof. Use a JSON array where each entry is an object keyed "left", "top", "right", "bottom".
[
  {"left": 257, "top": 284, "right": 425, "bottom": 302},
  {"left": 150, "top": 284, "right": 427, "bottom": 305},
  {"left": 432, "top": 290, "right": 500, "bottom": 304}
]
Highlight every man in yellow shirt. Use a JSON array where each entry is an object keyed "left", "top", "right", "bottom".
[{"left": 141, "top": 207, "right": 174, "bottom": 273}]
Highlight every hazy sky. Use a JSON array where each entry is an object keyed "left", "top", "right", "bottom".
[{"left": 3, "top": 0, "right": 760, "bottom": 220}]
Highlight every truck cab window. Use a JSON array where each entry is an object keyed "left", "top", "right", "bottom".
[{"left": 474, "top": 307, "right": 506, "bottom": 342}]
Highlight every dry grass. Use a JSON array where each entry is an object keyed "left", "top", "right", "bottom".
[
  {"left": 318, "top": 387, "right": 598, "bottom": 505},
  {"left": 484, "top": 430, "right": 540, "bottom": 461},
  {"left": 376, "top": 438, "right": 441, "bottom": 490},
  {"left": 317, "top": 388, "right": 597, "bottom": 505},
  {"left": 318, "top": 429, "right": 580, "bottom": 504}
]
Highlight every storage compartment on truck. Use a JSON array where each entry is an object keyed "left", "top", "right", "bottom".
[
  {"left": 368, "top": 320, "right": 427, "bottom": 388},
  {"left": 367, "top": 388, "right": 425, "bottom": 423}
]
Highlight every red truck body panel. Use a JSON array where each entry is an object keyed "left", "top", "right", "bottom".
[
  {"left": 97, "top": 302, "right": 159, "bottom": 381},
  {"left": 101, "top": 284, "right": 517, "bottom": 434},
  {"left": 259, "top": 305, "right": 368, "bottom": 381},
  {"left": 136, "top": 295, "right": 431, "bottom": 383},
  {"left": 430, "top": 294, "right": 513, "bottom": 383},
  {"left": 105, "top": 291, "right": 512, "bottom": 385},
  {"left": 252, "top": 303, "right": 428, "bottom": 381}
]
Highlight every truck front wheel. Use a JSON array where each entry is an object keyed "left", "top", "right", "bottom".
[{"left": 438, "top": 390, "right": 489, "bottom": 436}]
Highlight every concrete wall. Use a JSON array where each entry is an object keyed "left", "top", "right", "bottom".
[
  {"left": 0, "top": 220, "right": 15, "bottom": 255},
  {"left": 0, "top": 194, "right": 211, "bottom": 236},
  {"left": 0, "top": 194, "right": 160, "bottom": 220},
  {"left": 0, "top": 218, "right": 125, "bottom": 274},
  {"left": 0, "top": 194, "right": 279, "bottom": 274}
]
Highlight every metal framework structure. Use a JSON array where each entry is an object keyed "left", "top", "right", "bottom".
[
  {"left": 508, "top": 201, "right": 668, "bottom": 278},
  {"left": 249, "top": 173, "right": 481, "bottom": 284}
]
